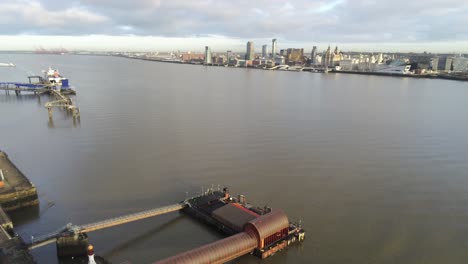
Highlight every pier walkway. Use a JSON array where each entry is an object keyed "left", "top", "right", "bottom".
[
  {"left": 28, "top": 202, "right": 187, "bottom": 250},
  {"left": 0, "top": 82, "right": 49, "bottom": 94},
  {"left": 80, "top": 203, "right": 186, "bottom": 233},
  {"left": 0, "top": 81, "right": 80, "bottom": 120}
]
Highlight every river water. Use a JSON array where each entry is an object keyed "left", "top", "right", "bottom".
[{"left": 1, "top": 54, "right": 468, "bottom": 264}]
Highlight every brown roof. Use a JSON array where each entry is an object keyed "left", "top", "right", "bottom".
[
  {"left": 212, "top": 203, "right": 258, "bottom": 232},
  {"left": 245, "top": 209, "right": 289, "bottom": 240},
  {"left": 156, "top": 231, "right": 257, "bottom": 264}
]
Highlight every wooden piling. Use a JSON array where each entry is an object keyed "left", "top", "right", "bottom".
[
  {"left": 56, "top": 233, "right": 89, "bottom": 259},
  {"left": 47, "top": 107, "right": 53, "bottom": 119}
]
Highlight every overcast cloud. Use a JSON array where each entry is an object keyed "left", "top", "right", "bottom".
[{"left": 0, "top": 0, "right": 467, "bottom": 52}]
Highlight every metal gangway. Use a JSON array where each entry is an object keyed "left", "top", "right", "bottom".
[
  {"left": 28, "top": 202, "right": 187, "bottom": 250},
  {"left": 0, "top": 78, "right": 80, "bottom": 120},
  {"left": 0, "top": 82, "right": 49, "bottom": 95},
  {"left": 45, "top": 89, "right": 80, "bottom": 119}
]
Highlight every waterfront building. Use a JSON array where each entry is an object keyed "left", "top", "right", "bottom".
[
  {"left": 246, "top": 41, "right": 255, "bottom": 60},
  {"left": 181, "top": 52, "right": 205, "bottom": 62},
  {"left": 427, "top": 56, "right": 463, "bottom": 72},
  {"left": 339, "top": 58, "right": 362, "bottom": 71},
  {"left": 322, "top": 46, "right": 332, "bottom": 67},
  {"left": 272, "top": 39, "right": 277, "bottom": 58},
  {"left": 445, "top": 55, "right": 468, "bottom": 72},
  {"left": 237, "top": 59, "right": 252, "bottom": 67},
  {"left": 311, "top": 46, "right": 317, "bottom": 64},
  {"left": 315, "top": 55, "right": 322, "bottom": 65},
  {"left": 266, "top": 60, "right": 275, "bottom": 67},
  {"left": 285, "top": 48, "right": 305, "bottom": 65},
  {"left": 204, "top": 46, "right": 212, "bottom": 64},
  {"left": 262, "top": 45, "right": 268, "bottom": 58},
  {"left": 435, "top": 56, "right": 447, "bottom": 71},
  {"left": 226, "top": 50, "right": 233, "bottom": 64},
  {"left": 331, "top": 46, "right": 344, "bottom": 66},
  {"left": 377, "top": 53, "right": 384, "bottom": 64},
  {"left": 215, "top": 56, "right": 227, "bottom": 65},
  {"left": 253, "top": 58, "right": 275, "bottom": 67},
  {"left": 339, "top": 59, "right": 354, "bottom": 71},
  {"left": 228, "top": 57, "right": 239, "bottom": 66},
  {"left": 275, "top": 56, "right": 285, "bottom": 65},
  {"left": 429, "top": 57, "right": 439, "bottom": 71},
  {"left": 445, "top": 57, "right": 455, "bottom": 71},
  {"left": 407, "top": 54, "right": 432, "bottom": 69},
  {"left": 453, "top": 57, "right": 468, "bottom": 72}
]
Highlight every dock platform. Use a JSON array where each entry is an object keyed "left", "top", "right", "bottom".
[
  {"left": 0, "top": 151, "right": 39, "bottom": 211},
  {"left": 0, "top": 205, "right": 36, "bottom": 264},
  {"left": 0, "top": 79, "right": 80, "bottom": 122},
  {"left": 157, "top": 188, "right": 305, "bottom": 263},
  {"left": 0, "top": 151, "right": 38, "bottom": 263},
  {"left": 28, "top": 187, "right": 305, "bottom": 263}
]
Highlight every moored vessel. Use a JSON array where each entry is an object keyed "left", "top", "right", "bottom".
[
  {"left": 0, "top": 63, "right": 15, "bottom": 67},
  {"left": 42, "top": 67, "right": 70, "bottom": 90}
]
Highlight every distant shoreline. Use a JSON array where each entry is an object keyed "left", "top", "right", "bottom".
[
  {"left": 327, "top": 70, "right": 468, "bottom": 81},
  {"left": 1, "top": 52, "right": 466, "bottom": 82},
  {"left": 119, "top": 55, "right": 468, "bottom": 82}
]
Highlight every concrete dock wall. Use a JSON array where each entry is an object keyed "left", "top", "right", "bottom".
[
  {"left": 0, "top": 151, "right": 38, "bottom": 263},
  {"left": 0, "top": 151, "right": 39, "bottom": 211}
]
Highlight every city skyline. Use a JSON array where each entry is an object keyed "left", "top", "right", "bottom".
[
  {"left": 0, "top": 0, "right": 467, "bottom": 53},
  {"left": 1, "top": 35, "right": 468, "bottom": 54}
]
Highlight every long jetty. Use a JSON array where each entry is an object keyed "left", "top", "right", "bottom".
[
  {"left": 80, "top": 203, "right": 185, "bottom": 233},
  {"left": 28, "top": 202, "right": 187, "bottom": 251},
  {"left": 0, "top": 82, "right": 48, "bottom": 94},
  {"left": 0, "top": 79, "right": 80, "bottom": 120},
  {"left": 1, "top": 149, "right": 305, "bottom": 263}
]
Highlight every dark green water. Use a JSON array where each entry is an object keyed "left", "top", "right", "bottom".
[{"left": 1, "top": 54, "right": 468, "bottom": 264}]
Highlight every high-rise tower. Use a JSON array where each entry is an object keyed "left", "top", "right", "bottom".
[
  {"left": 246, "top": 41, "right": 254, "bottom": 60},
  {"left": 204, "top": 46, "right": 212, "bottom": 64},
  {"left": 311, "top": 46, "right": 317, "bottom": 64},
  {"left": 262, "top": 45, "right": 268, "bottom": 58},
  {"left": 226, "top": 50, "right": 232, "bottom": 63},
  {"left": 271, "top": 39, "right": 277, "bottom": 58},
  {"left": 323, "top": 45, "right": 331, "bottom": 67}
]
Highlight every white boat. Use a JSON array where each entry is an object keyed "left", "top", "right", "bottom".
[
  {"left": 276, "top": 65, "right": 290, "bottom": 71},
  {"left": 0, "top": 62, "right": 15, "bottom": 67},
  {"left": 288, "top": 66, "right": 304, "bottom": 72},
  {"left": 42, "top": 67, "right": 70, "bottom": 90},
  {"left": 373, "top": 61, "right": 411, "bottom": 74}
]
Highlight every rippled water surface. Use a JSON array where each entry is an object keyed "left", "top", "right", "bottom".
[{"left": 1, "top": 54, "right": 468, "bottom": 264}]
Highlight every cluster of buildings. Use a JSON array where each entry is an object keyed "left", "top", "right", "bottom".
[
  {"left": 125, "top": 38, "right": 467, "bottom": 75},
  {"left": 429, "top": 55, "right": 468, "bottom": 73},
  {"left": 182, "top": 39, "right": 310, "bottom": 67},
  {"left": 179, "top": 39, "right": 360, "bottom": 68}
]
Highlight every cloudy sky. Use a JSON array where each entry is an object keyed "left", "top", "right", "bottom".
[{"left": 0, "top": 0, "right": 467, "bottom": 52}]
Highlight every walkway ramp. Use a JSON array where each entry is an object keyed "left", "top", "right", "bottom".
[
  {"left": 79, "top": 203, "right": 186, "bottom": 233},
  {"left": 28, "top": 202, "right": 186, "bottom": 250}
]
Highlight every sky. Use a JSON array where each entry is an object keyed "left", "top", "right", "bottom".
[{"left": 0, "top": 0, "right": 467, "bottom": 53}]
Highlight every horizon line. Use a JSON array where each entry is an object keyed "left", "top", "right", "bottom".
[{"left": 0, "top": 35, "right": 467, "bottom": 54}]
